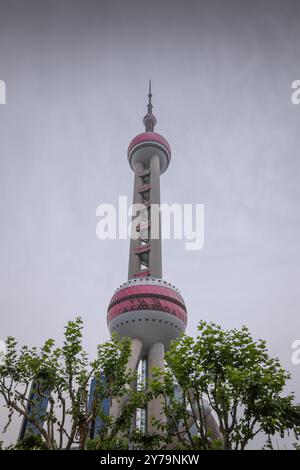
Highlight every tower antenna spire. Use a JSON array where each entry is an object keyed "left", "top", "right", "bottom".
[
  {"left": 147, "top": 80, "right": 153, "bottom": 114},
  {"left": 143, "top": 80, "right": 156, "bottom": 131}
]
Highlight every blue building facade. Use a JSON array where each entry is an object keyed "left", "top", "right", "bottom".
[
  {"left": 18, "top": 381, "right": 50, "bottom": 441},
  {"left": 88, "top": 376, "right": 110, "bottom": 439}
]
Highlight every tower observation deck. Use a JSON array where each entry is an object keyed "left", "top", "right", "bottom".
[{"left": 107, "top": 82, "right": 187, "bottom": 434}]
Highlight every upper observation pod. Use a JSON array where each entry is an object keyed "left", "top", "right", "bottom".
[
  {"left": 128, "top": 131, "right": 171, "bottom": 174},
  {"left": 127, "top": 81, "right": 171, "bottom": 174}
]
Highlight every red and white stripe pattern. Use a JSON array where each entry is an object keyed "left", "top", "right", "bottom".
[
  {"left": 107, "top": 280, "right": 187, "bottom": 325},
  {"left": 128, "top": 131, "right": 171, "bottom": 160}
]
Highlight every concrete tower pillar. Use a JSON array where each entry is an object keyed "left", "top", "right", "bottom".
[
  {"left": 128, "top": 162, "right": 144, "bottom": 279},
  {"left": 109, "top": 337, "right": 143, "bottom": 422},
  {"left": 149, "top": 154, "right": 162, "bottom": 278},
  {"left": 147, "top": 342, "right": 167, "bottom": 433}
]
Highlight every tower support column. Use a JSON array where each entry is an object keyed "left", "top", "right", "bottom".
[
  {"left": 149, "top": 154, "right": 162, "bottom": 278},
  {"left": 147, "top": 342, "right": 167, "bottom": 433},
  {"left": 109, "top": 337, "right": 143, "bottom": 422},
  {"left": 128, "top": 162, "right": 144, "bottom": 279}
]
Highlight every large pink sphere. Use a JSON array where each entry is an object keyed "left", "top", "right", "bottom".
[{"left": 107, "top": 277, "right": 187, "bottom": 354}]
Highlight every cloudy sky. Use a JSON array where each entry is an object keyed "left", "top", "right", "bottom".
[{"left": 0, "top": 0, "right": 299, "bottom": 447}]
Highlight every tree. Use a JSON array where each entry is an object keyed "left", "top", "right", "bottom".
[
  {"left": 149, "top": 321, "right": 300, "bottom": 450},
  {"left": 2, "top": 318, "right": 299, "bottom": 450},
  {"left": 0, "top": 317, "right": 139, "bottom": 449}
]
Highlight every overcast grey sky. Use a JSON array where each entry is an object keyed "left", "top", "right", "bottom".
[{"left": 0, "top": 0, "right": 300, "bottom": 447}]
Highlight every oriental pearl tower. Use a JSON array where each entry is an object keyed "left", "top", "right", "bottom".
[{"left": 107, "top": 82, "right": 187, "bottom": 433}]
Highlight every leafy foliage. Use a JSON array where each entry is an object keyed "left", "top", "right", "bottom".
[
  {"left": 0, "top": 317, "right": 138, "bottom": 449},
  {"left": 1, "top": 318, "right": 299, "bottom": 450},
  {"left": 149, "top": 321, "right": 300, "bottom": 449}
]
